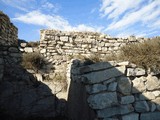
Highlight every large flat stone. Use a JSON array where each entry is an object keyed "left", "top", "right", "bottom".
[
  {"left": 140, "top": 112, "right": 160, "bottom": 120},
  {"left": 87, "top": 92, "right": 118, "bottom": 109},
  {"left": 117, "top": 77, "right": 131, "bottom": 95},
  {"left": 122, "top": 113, "right": 139, "bottom": 120},
  {"left": 72, "top": 62, "right": 113, "bottom": 74},
  {"left": 121, "top": 95, "right": 135, "bottom": 104},
  {"left": 108, "top": 82, "right": 117, "bottom": 91},
  {"left": 97, "top": 104, "right": 134, "bottom": 118},
  {"left": 86, "top": 84, "right": 107, "bottom": 94},
  {"left": 82, "top": 66, "right": 125, "bottom": 84},
  {"left": 134, "top": 101, "right": 149, "bottom": 112}
]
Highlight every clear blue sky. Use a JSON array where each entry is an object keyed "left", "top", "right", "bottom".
[{"left": 0, "top": 0, "right": 160, "bottom": 41}]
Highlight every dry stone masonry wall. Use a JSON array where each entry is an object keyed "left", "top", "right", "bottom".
[
  {"left": 40, "top": 30, "right": 149, "bottom": 58},
  {"left": 69, "top": 60, "right": 160, "bottom": 120},
  {"left": 0, "top": 11, "right": 66, "bottom": 119},
  {"left": 0, "top": 11, "right": 18, "bottom": 46}
]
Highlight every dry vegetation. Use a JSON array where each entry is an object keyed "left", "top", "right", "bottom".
[
  {"left": 70, "top": 37, "right": 160, "bottom": 72},
  {"left": 106, "top": 37, "right": 160, "bottom": 71},
  {"left": 21, "top": 52, "right": 46, "bottom": 70}
]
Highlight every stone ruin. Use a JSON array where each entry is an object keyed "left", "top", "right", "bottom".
[{"left": 0, "top": 11, "right": 160, "bottom": 120}]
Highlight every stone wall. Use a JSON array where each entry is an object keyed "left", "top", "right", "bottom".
[
  {"left": 0, "top": 11, "right": 18, "bottom": 46},
  {"left": 40, "top": 30, "right": 149, "bottom": 58},
  {"left": 68, "top": 60, "right": 160, "bottom": 120},
  {"left": 0, "top": 12, "right": 67, "bottom": 119}
]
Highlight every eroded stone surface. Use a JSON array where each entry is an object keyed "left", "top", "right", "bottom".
[{"left": 87, "top": 92, "right": 118, "bottom": 109}]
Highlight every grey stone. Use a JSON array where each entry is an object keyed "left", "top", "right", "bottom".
[
  {"left": 8, "top": 47, "right": 19, "bottom": 53},
  {"left": 10, "top": 53, "right": 21, "bottom": 57},
  {"left": 147, "top": 101, "right": 156, "bottom": 112},
  {"left": 0, "top": 58, "right": 3, "bottom": 64},
  {"left": 24, "top": 47, "right": 33, "bottom": 53},
  {"left": 140, "top": 92, "right": 156, "bottom": 100},
  {"left": 108, "top": 82, "right": 117, "bottom": 91},
  {"left": 121, "top": 95, "right": 135, "bottom": 104},
  {"left": 86, "top": 84, "right": 107, "bottom": 94},
  {"left": 103, "top": 118, "right": 118, "bottom": 120},
  {"left": 122, "top": 113, "right": 139, "bottom": 120},
  {"left": 140, "top": 112, "right": 160, "bottom": 120},
  {"left": 134, "top": 101, "right": 149, "bottom": 112},
  {"left": 103, "top": 77, "right": 116, "bottom": 85},
  {"left": 117, "top": 77, "right": 131, "bottom": 95},
  {"left": 146, "top": 75, "right": 160, "bottom": 90},
  {"left": 152, "top": 98, "right": 160, "bottom": 110},
  {"left": 82, "top": 66, "right": 125, "bottom": 84},
  {"left": 72, "top": 62, "right": 113, "bottom": 74},
  {"left": 97, "top": 104, "right": 134, "bottom": 118},
  {"left": 132, "top": 77, "right": 146, "bottom": 93},
  {"left": 127, "top": 68, "right": 145, "bottom": 76},
  {"left": 87, "top": 92, "right": 118, "bottom": 109}
]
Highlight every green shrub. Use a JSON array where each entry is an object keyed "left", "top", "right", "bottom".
[{"left": 21, "top": 52, "right": 45, "bottom": 70}]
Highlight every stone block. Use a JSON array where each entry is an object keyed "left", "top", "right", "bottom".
[
  {"left": 72, "top": 62, "right": 113, "bottom": 75},
  {"left": 121, "top": 95, "right": 135, "bottom": 104},
  {"left": 24, "top": 47, "right": 33, "bottom": 53},
  {"left": 132, "top": 77, "right": 146, "bottom": 93},
  {"left": 134, "top": 101, "right": 149, "bottom": 112},
  {"left": 122, "top": 113, "right": 139, "bottom": 120},
  {"left": 140, "top": 112, "right": 160, "bottom": 120},
  {"left": 103, "top": 78, "right": 116, "bottom": 85},
  {"left": 86, "top": 84, "right": 107, "bottom": 94},
  {"left": 140, "top": 92, "right": 156, "bottom": 100},
  {"left": 0, "top": 58, "right": 3, "bottom": 64},
  {"left": 153, "top": 91, "right": 160, "bottom": 97},
  {"left": 40, "top": 49, "right": 46, "bottom": 53},
  {"left": 146, "top": 75, "right": 160, "bottom": 90},
  {"left": 108, "top": 82, "right": 117, "bottom": 91},
  {"left": 87, "top": 92, "right": 118, "bottom": 109},
  {"left": 82, "top": 66, "right": 125, "bottom": 84},
  {"left": 8, "top": 47, "right": 19, "bottom": 53},
  {"left": 60, "top": 36, "right": 68, "bottom": 42},
  {"left": 20, "top": 43, "right": 27, "bottom": 47},
  {"left": 127, "top": 68, "right": 145, "bottom": 76},
  {"left": 117, "top": 77, "right": 131, "bottom": 95},
  {"left": 97, "top": 104, "right": 134, "bottom": 118}
]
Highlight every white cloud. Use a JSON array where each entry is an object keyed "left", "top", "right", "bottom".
[
  {"left": 100, "top": 0, "right": 160, "bottom": 37},
  {"left": 13, "top": 10, "right": 103, "bottom": 32},
  {"left": 1, "top": 0, "right": 36, "bottom": 12},
  {"left": 100, "top": 0, "right": 143, "bottom": 19}
]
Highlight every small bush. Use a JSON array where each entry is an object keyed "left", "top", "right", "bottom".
[
  {"left": 21, "top": 52, "right": 46, "bottom": 70},
  {"left": 106, "top": 37, "right": 160, "bottom": 71}
]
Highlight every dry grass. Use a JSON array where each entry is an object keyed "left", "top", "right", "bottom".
[
  {"left": 21, "top": 52, "right": 46, "bottom": 70},
  {"left": 105, "top": 37, "right": 160, "bottom": 71}
]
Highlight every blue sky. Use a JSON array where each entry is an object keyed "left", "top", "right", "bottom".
[{"left": 0, "top": 0, "right": 160, "bottom": 41}]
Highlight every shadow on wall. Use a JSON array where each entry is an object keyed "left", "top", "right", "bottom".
[
  {"left": 0, "top": 46, "right": 67, "bottom": 120},
  {"left": 67, "top": 59, "right": 160, "bottom": 120}
]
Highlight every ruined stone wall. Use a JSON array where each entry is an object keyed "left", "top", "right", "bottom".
[
  {"left": 40, "top": 30, "right": 148, "bottom": 57},
  {"left": 68, "top": 60, "right": 160, "bottom": 120},
  {"left": 0, "top": 11, "right": 18, "bottom": 46},
  {"left": 0, "top": 12, "right": 66, "bottom": 119}
]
